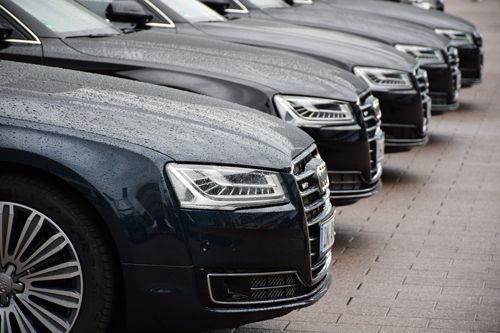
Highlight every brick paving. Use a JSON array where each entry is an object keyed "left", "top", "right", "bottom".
[{"left": 207, "top": 1, "right": 500, "bottom": 332}]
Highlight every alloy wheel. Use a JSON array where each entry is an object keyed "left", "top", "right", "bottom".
[{"left": 0, "top": 202, "right": 83, "bottom": 333}]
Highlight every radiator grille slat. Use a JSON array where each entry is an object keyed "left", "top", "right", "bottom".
[
  {"left": 292, "top": 145, "right": 332, "bottom": 281},
  {"left": 358, "top": 92, "right": 382, "bottom": 181}
]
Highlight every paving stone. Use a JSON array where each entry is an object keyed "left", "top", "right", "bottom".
[
  {"left": 387, "top": 307, "right": 475, "bottom": 321},
  {"left": 284, "top": 321, "right": 379, "bottom": 333},
  {"left": 442, "top": 286, "right": 500, "bottom": 297},
  {"left": 337, "top": 314, "right": 427, "bottom": 328},
  {"left": 242, "top": 320, "right": 289, "bottom": 331},
  {"left": 429, "top": 319, "right": 500, "bottom": 332},
  {"left": 379, "top": 327, "right": 472, "bottom": 333}
]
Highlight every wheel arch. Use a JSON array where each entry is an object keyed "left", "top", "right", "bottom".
[{"left": 0, "top": 157, "right": 126, "bottom": 291}]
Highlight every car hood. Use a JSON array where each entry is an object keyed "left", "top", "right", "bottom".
[
  {"left": 198, "top": 18, "right": 418, "bottom": 72},
  {"left": 0, "top": 61, "right": 314, "bottom": 170},
  {"left": 262, "top": 4, "right": 449, "bottom": 48},
  {"left": 62, "top": 30, "right": 365, "bottom": 102},
  {"left": 323, "top": 0, "right": 476, "bottom": 32}
]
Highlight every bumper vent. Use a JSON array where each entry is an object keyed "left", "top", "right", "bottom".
[
  {"left": 207, "top": 270, "right": 329, "bottom": 305},
  {"left": 249, "top": 274, "right": 298, "bottom": 300}
]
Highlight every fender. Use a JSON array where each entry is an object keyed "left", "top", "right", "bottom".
[{"left": 0, "top": 121, "right": 193, "bottom": 266}]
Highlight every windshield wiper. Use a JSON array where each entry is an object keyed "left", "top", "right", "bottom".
[{"left": 65, "top": 33, "right": 118, "bottom": 39}]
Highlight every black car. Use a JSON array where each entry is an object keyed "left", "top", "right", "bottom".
[
  {"left": 81, "top": 0, "right": 431, "bottom": 152},
  {"left": 317, "top": 0, "right": 482, "bottom": 86},
  {"left": 212, "top": 0, "right": 461, "bottom": 112},
  {"left": 385, "top": 0, "right": 444, "bottom": 11},
  {"left": 0, "top": 0, "right": 383, "bottom": 206},
  {"left": 0, "top": 59, "right": 336, "bottom": 332}
]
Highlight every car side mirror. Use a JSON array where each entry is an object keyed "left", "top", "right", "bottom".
[
  {"left": 105, "top": 1, "right": 153, "bottom": 26},
  {"left": 0, "top": 24, "right": 13, "bottom": 41},
  {"left": 200, "top": 0, "right": 231, "bottom": 15}
]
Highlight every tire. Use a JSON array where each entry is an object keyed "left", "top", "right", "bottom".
[{"left": 0, "top": 173, "right": 116, "bottom": 333}]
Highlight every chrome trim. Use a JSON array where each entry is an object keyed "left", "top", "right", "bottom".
[
  {"left": 206, "top": 274, "right": 331, "bottom": 313},
  {"left": 311, "top": 251, "right": 332, "bottom": 285},
  {"left": 295, "top": 170, "right": 315, "bottom": 182},
  {"left": 0, "top": 4, "right": 40, "bottom": 45},
  {"left": 385, "top": 136, "right": 429, "bottom": 147},
  {"left": 142, "top": 0, "right": 176, "bottom": 28},
  {"left": 291, "top": 144, "right": 317, "bottom": 167},
  {"left": 461, "top": 78, "right": 482, "bottom": 86},
  {"left": 431, "top": 101, "right": 460, "bottom": 112},
  {"left": 291, "top": 144, "right": 333, "bottom": 284},
  {"left": 307, "top": 200, "right": 333, "bottom": 227},
  {"left": 207, "top": 270, "right": 305, "bottom": 305},
  {"left": 225, "top": 0, "right": 249, "bottom": 14},
  {"left": 300, "top": 186, "right": 320, "bottom": 198},
  {"left": 330, "top": 186, "right": 380, "bottom": 199}
]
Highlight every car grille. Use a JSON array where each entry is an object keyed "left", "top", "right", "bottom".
[
  {"left": 415, "top": 68, "right": 431, "bottom": 134},
  {"left": 357, "top": 92, "right": 383, "bottom": 182},
  {"left": 448, "top": 46, "right": 461, "bottom": 95},
  {"left": 292, "top": 145, "right": 333, "bottom": 283},
  {"left": 474, "top": 33, "right": 483, "bottom": 48}
]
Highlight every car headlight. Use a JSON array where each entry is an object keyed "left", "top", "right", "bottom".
[
  {"left": 435, "top": 29, "right": 475, "bottom": 46},
  {"left": 166, "top": 163, "right": 288, "bottom": 210},
  {"left": 395, "top": 45, "right": 445, "bottom": 65},
  {"left": 353, "top": 67, "right": 413, "bottom": 91},
  {"left": 274, "top": 95, "right": 356, "bottom": 127}
]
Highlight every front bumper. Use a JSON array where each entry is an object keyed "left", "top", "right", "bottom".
[
  {"left": 458, "top": 44, "right": 483, "bottom": 86},
  {"left": 122, "top": 194, "right": 334, "bottom": 332},
  {"left": 373, "top": 88, "right": 429, "bottom": 148},
  {"left": 305, "top": 129, "right": 380, "bottom": 206},
  {"left": 328, "top": 128, "right": 383, "bottom": 206},
  {"left": 303, "top": 92, "right": 383, "bottom": 206},
  {"left": 122, "top": 264, "right": 331, "bottom": 332},
  {"left": 424, "top": 64, "right": 460, "bottom": 112}
]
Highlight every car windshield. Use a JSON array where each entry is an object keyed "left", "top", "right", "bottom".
[
  {"left": 247, "top": 0, "right": 289, "bottom": 9},
  {"left": 157, "top": 0, "right": 226, "bottom": 23},
  {"left": 11, "top": 0, "right": 119, "bottom": 38}
]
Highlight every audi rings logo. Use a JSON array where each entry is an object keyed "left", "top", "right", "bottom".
[{"left": 316, "top": 162, "right": 329, "bottom": 195}]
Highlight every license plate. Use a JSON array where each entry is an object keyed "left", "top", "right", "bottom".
[
  {"left": 375, "top": 133, "right": 385, "bottom": 164},
  {"left": 320, "top": 215, "right": 335, "bottom": 253}
]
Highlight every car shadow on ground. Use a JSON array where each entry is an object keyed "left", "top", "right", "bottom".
[
  {"left": 332, "top": 229, "right": 359, "bottom": 251},
  {"left": 426, "top": 132, "right": 453, "bottom": 147},
  {"left": 455, "top": 101, "right": 480, "bottom": 113},
  {"left": 381, "top": 165, "right": 426, "bottom": 187}
]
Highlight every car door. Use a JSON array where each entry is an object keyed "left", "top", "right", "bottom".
[{"left": 0, "top": 6, "right": 42, "bottom": 64}]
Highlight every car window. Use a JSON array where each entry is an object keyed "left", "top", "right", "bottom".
[
  {"left": 247, "top": 0, "right": 289, "bottom": 8},
  {"left": 75, "top": 0, "right": 112, "bottom": 17},
  {"left": 226, "top": 0, "right": 248, "bottom": 11},
  {"left": 0, "top": 12, "right": 26, "bottom": 40},
  {"left": 11, "top": 0, "right": 119, "bottom": 38},
  {"left": 156, "top": 0, "right": 225, "bottom": 22}
]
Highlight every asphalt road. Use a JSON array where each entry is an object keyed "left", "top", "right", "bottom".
[{"left": 206, "top": 0, "right": 500, "bottom": 332}]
